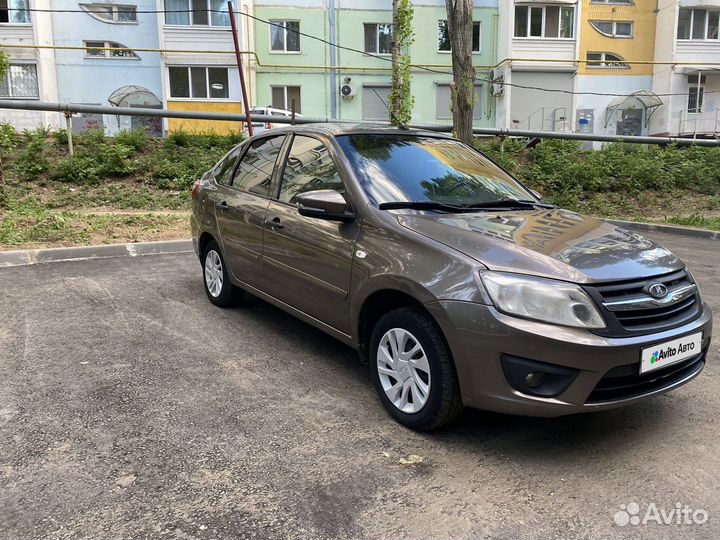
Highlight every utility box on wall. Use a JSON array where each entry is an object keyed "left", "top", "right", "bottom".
[{"left": 576, "top": 109, "right": 594, "bottom": 150}]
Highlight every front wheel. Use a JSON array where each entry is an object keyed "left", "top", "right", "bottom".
[
  {"left": 369, "top": 307, "right": 463, "bottom": 431},
  {"left": 202, "top": 241, "right": 242, "bottom": 307}
]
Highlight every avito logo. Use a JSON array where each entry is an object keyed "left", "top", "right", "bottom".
[{"left": 650, "top": 342, "right": 695, "bottom": 364}]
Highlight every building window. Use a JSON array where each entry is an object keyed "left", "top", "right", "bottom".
[
  {"left": 436, "top": 83, "right": 482, "bottom": 119},
  {"left": 164, "top": 0, "right": 231, "bottom": 27},
  {"left": 0, "top": 64, "right": 39, "bottom": 98},
  {"left": 0, "top": 0, "right": 30, "bottom": 23},
  {"left": 271, "top": 86, "right": 301, "bottom": 113},
  {"left": 270, "top": 20, "right": 300, "bottom": 52},
  {"left": 687, "top": 75, "right": 706, "bottom": 113},
  {"left": 590, "top": 0, "right": 633, "bottom": 4},
  {"left": 168, "top": 66, "right": 229, "bottom": 99},
  {"left": 514, "top": 5, "right": 574, "bottom": 38},
  {"left": 362, "top": 85, "right": 391, "bottom": 120},
  {"left": 586, "top": 52, "right": 629, "bottom": 68},
  {"left": 677, "top": 9, "right": 720, "bottom": 40},
  {"left": 438, "top": 21, "right": 481, "bottom": 52},
  {"left": 80, "top": 4, "right": 137, "bottom": 23},
  {"left": 364, "top": 23, "right": 393, "bottom": 54},
  {"left": 589, "top": 20, "right": 633, "bottom": 38},
  {"left": 85, "top": 41, "right": 139, "bottom": 59}
]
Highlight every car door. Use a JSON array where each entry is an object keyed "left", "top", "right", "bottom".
[
  {"left": 262, "top": 134, "right": 361, "bottom": 333},
  {"left": 213, "top": 134, "right": 286, "bottom": 289}
]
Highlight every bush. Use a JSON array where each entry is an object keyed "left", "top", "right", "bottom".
[
  {"left": 115, "top": 129, "right": 148, "bottom": 152},
  {"left": 94, "top": 143, "right": 136, "bottom": 177},
  {"left": 52, "top": 155, "right": 101, "bottom": 184},
  {"left": 0, "top": 122, "right": 18, "bottom": 151},
  {"left": 14, "top": 132, "right": 51, "bottom": 180}
]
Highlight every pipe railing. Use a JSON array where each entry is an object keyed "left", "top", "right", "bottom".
[{"left": 1, "top": 100, "right": 719, "bottom": 147}]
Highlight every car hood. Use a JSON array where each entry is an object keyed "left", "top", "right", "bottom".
[{"left": 397, "top": 208, "right": 683, "bottom": 283}]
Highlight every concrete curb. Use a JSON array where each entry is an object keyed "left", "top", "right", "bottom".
[
  {"left": 0, "top": 239, "right": 194, "bottom": 268},
  {"left": 608, "top": 219, "right": 720, "bottom": 241}
]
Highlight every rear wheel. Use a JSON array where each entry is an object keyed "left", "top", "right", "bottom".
[
  {"left": 369, "top": 307, "right": 463, "bottom": 430},
  {"left": 202, "top": 241, "right": 241, "bottom": 307}
]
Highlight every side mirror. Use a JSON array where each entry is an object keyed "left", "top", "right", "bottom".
[{"left": 296, "top": 189, "right": 354, "bottom": 223}]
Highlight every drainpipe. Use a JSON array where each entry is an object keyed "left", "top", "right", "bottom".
[{"left": 329, "top": 0, "right": 338, "bottom": 119}]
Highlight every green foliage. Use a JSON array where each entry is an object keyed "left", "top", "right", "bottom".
[
  {"left": 115, "top": 129, "right": 148, "bottom": 152},
  {"left": 0, "top": 48, "right": 9, "bottom": 79},
  {"left": 0, "top": 123, "right": 18, "bottom": 152},
  {"left": 54, "top": 128, "right": 69, "bottom": 145},
  {"left": 15, "top": 131, "right": 51, "bottom": 179},
  {"left": 52, "top": 155, "right": 101, "bottom": 184},
  {"left": 389, "top": 0, "right": 415, "bottom": 126}
]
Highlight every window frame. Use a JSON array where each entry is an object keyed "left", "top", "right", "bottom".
[
  {"left": 677, "top": 8, "right": 720, "bottom": 41},
  {"left": 269, "top": 19, "right": 301, "bottom": 53},
  {"left": 167, "top": 66, "right": 231, "bottom": 100},
  {"left": 513, "top": 4, "right": 575, "bottom": 39},
  {"left": 363, "top": 23, "right": 394, "bottom": 55},
  {"left": 84, "top": 40, "right": 140, "bottom": 59},
  {"left": 0, "top": 0, "right": 31, "bottom": 24},
  {"left": 163, "top": 0, "right": 232, "bottom": 28},
  {"left": 80, "top": 3, "right": 138, "bottom": 24},
  {"left": 437, "top": 20, "right": 482, "bottom": 53},
  {"left": 589, "top": 20, "right": 633, "bottom": 38},
  {"left": 270, "top": 85, "right": 301, "bottom": 113},
  {"left": 585, "top": 51, "right": 629, "bottom": 69},
  {"left": 0, "top": 62, "right": 39, "bottom": 99}
]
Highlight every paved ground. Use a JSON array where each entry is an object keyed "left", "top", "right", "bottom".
[{"left": 0, "top": 231, "right": 718, "bottom": 539}]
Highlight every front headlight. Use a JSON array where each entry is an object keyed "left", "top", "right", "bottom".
[{"left": 480, "top": 271, "right": 606, "bottom": 329}]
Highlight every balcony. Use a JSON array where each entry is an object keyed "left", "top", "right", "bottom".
[{"left": 679, "top": 109, "right": 720, "bottom": 136}]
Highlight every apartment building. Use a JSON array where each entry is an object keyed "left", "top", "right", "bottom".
[
  {"left": 0, "top": 0, "right": 59, "bottom": 129},
  {"left": 576, "top": 0, "right": 659, "bottom": 138},
  {"left": 251, "top": 0, "right": 498, "bottom": 127},
  {"left": 650, "top": 0, "right": 720, "bottom": 136}
]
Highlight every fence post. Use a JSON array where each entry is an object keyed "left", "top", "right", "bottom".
[{"left": 64, "top": 111, "right": 74, "bottom": 156}]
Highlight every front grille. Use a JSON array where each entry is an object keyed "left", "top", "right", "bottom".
[
  {"left": 584, "top": 269, "right": 702, "bottom": 337},
  {"left": 586, "top": 351, "right": 705, "bottom": 404}
]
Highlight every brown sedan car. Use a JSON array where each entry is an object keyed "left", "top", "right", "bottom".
[{"left": 191, "top": 124, "right": 713, "bottom": 430}]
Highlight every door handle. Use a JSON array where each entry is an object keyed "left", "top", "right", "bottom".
[{"left": 266, "top": 216, "right": 284, "bottom": 230}]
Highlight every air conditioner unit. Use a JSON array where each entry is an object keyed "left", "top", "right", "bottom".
[
  {"left": 489, "top": 69, "right": 501, "bottom": 82},
  {"left": 340, "top": 83, "right": 356, "bottom": 99},
  {"left": 491, "top": 82, "right": 504, "bottom": 97}
]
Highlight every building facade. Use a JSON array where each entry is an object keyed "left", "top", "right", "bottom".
[{"left": 1, "top": 0, "right": 718, "bottom": 137}]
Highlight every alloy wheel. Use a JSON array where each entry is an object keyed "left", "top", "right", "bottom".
[
  {"left": 376, "top": 328, "right": 431, "bottom": 414},
  {"left": 204, "top": 249, "right": 223, "bottom": 298}
]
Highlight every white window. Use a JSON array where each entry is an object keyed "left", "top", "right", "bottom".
[
  {"left": 687, "top": 75, "right": 706, "bottom": 113},
  {"left": 586, "top": 52, "right": 629, "bottom": 68},
  {"left": 677, "top": 9, "right": 720, "bottom": 40},
  {"left": 270, "top": 20, "right": 301, "bottom": 52},
  {"left": 0, "top": 64, "right": 39, "bottom": 98},
  {"left": 80, "top": 4, "right": 137, "bottom": 23},
  {"left": 0, "top": 0, "right": 30, "bottom": 23},
  {"left": 436, "top": 83, "right": 483, "bottom": 119},
  {"left": 164, "top": 0, "right": 231, "bottom": 27},
  {"left": 438, "top": 20, "right": 481, "bottom": 52},
  {"left": 364, "top": 23, "right": 393, "bottom": 54},
  {"left": 514, "top": 5, "right": 574, "bottom": 38},
  {"left": 590, "top": 20, "right": 633, "bottom": 38},
  {"left": 271, "top": 86, "right": 301, "bottom": 113},
  {"left": 168, "top": 66, "right": 230, "bottom": 99},
  {"left": 84, "top": 41, "right": 139, "bottom": 59}
]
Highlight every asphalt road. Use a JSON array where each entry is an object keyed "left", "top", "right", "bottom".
[{"left": 0, "top": 231, "right": 718, "bottom": 539}]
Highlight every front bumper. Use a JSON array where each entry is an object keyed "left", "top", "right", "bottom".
[{"left": 425, "top": 300, "right": 713, "bottom": 417}]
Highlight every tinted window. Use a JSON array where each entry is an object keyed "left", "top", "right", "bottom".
[
  {"left": 233, "top": 136, "right": 285, "bottom": 197},
  {"left": 336, "top": 135, "right": 533, "bottom": 206},
  {"left": 213, "top": 144, "right": 245, "bottom": 185},
  {"left": 279, "top": 135, "right": 344, "bottom": 204}
]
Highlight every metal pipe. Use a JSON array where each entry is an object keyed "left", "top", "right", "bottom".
[
  {"left": 228, "top": 1, "right": 253, "bottom": 136},
  {"left": 1, "top": 100, "right": 718, "bottom": 146}
]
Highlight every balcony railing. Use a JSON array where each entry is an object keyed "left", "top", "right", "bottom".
[{"left": 679, "top": 109, "right": 720, "bottom": 136}]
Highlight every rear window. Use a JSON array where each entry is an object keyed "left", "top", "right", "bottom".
[{"left": 335, "top": 134, "right": 532, "bottom": 207}]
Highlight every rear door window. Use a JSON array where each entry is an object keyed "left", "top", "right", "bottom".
[
  {"left": 278, "top": 135, "right": 345, "bottom": 204},
  {"left": 232, "top": 135, "right": 286, "bottom": 197},
  {"left": 213, "top": 144, "right": 245, "bottom": 185}
]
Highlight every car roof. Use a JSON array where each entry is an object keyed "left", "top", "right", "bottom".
[{"left": 259, "top": 122, "right": 454, "bottom": 139}]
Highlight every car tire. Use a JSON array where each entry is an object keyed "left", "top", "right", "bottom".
[
  {"left": 202, "top": 240, "right": 242, "bottom": 307},
  {"left": 369, "top": 307, "right": 464, "bottom": 431}
]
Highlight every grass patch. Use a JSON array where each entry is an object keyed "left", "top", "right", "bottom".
[{"left": 662, "top": 215, "right": 720, "bottom": 231}]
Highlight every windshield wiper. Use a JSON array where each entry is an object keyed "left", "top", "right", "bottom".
[
  {"left": 378, "top": 201, "right": 470, "bottom": 213},
  {"left": 463, "top": 199, "right": 555, "bottom": 210}
]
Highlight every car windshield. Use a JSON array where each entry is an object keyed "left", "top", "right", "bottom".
[{"left": 336, "top": 134, "right": 536, "bottom": 207}]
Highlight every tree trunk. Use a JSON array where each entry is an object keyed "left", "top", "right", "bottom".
[{"left": 445, "top": 0, "right": 475, "bottom": 144}]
